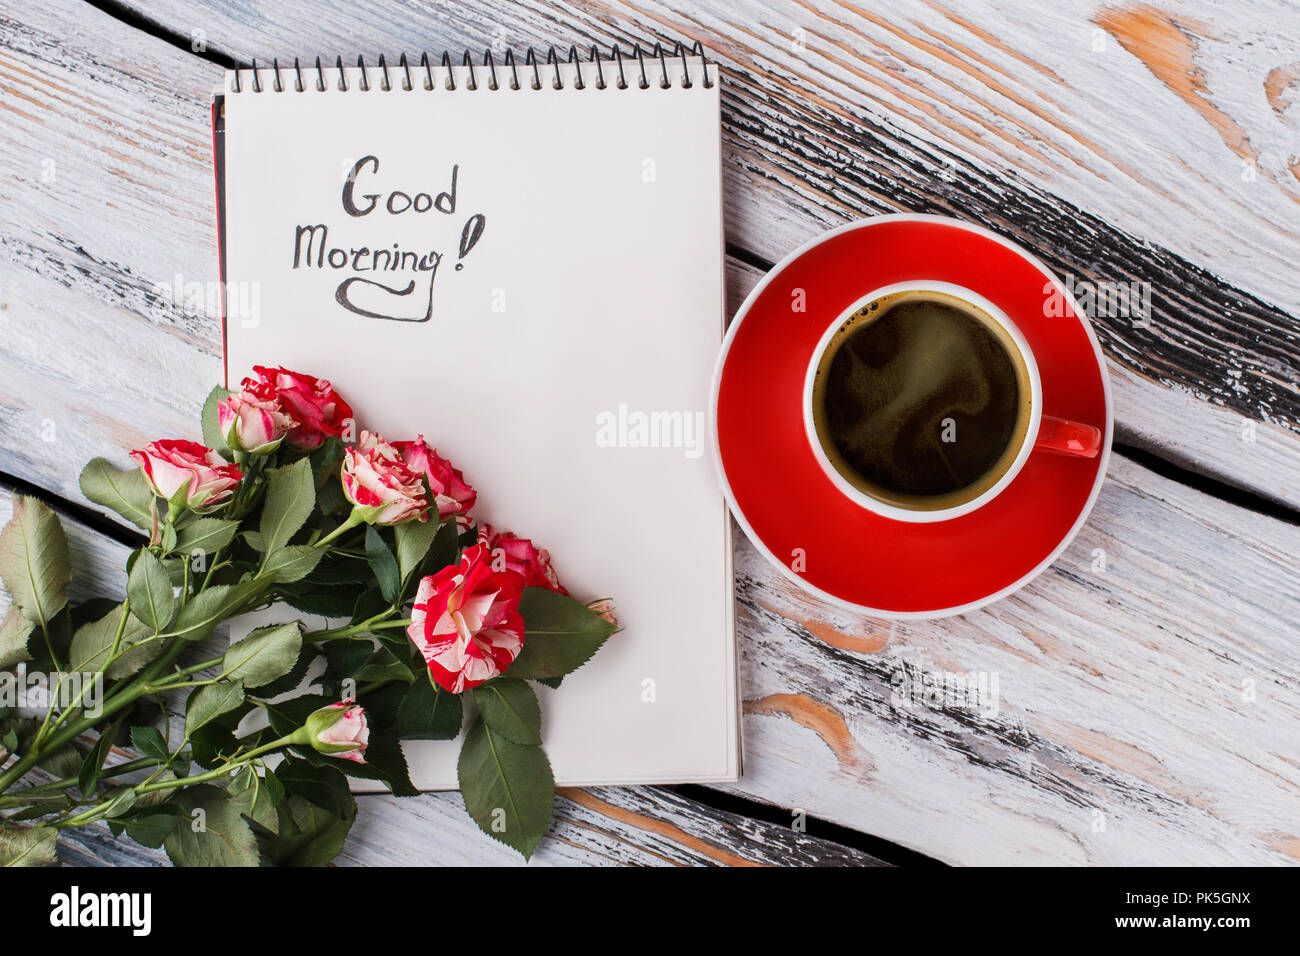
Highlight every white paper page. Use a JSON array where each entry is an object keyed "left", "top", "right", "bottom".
[{"left": 219, "top": 59, "right": 736, "bottom": 787}]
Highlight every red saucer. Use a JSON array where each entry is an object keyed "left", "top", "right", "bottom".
[{"left": 711, "top": 215, "right": 1112, "bottom": 618}]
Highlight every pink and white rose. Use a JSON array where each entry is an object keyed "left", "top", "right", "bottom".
[
  {"left": 476, "top": 524, "right": 567, "bottom": 594},
  {"left": 341, "top": 431, "right": 429, "bottom": 525},
  {"left": 218, "top": 379, "right": 297, "bottom": 454},
  {"left": 304, "top": 700, "right": 369, "bottom": 763},
  {"left": 586, "top": 598, "right": 619, "bottom": 628},
  {"left": 406, "top": 544, "right": 525, "bottom": 693},
  {"left": 252, "top": 365, "right": 353, "bottom": 451},
  {"left": 393, "top": 436, "right": 476, "bottom": 526},
  {"left": 130, "top": 439, "right": 243, "bottom": 512}
]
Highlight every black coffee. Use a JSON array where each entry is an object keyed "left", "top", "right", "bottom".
[{"left": 811, "top": 291, "right": 1029, "bottom": 509}]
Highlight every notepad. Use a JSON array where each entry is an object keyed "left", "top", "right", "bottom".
[{"left": 213, "top": 48, "right": 738, "bottom": 787}]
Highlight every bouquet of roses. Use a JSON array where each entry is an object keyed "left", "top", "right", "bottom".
[{"left": 0, "top": 366, "right": 617, "bottom": 865}]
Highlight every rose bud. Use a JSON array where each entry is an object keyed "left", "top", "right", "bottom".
[
  {"left": 341, "top": 431, "right": 429, "bottom": 525},
  {"left": 302, "top": 700, "right": 369, "bottom": 762},
  {"left": 587, "top": 598, "right": 619, "bottom": 628},
  {"left": 251, "top": 365, "right": 353, "bottom": 451},
  {"left": 218, "top": 379, "right": 297, "bottom": 455},
  {"left": 476, "top": 524, "right": 567, "bottom": 594},
  {"left": 130, "top": 439, "right": 243, "bottom": 512},
  {"left": 393, "top": 436, "right": 477, "bottom": 526},
  {"left": 407, "top": 543, "right": 525, "bottom": 693}
]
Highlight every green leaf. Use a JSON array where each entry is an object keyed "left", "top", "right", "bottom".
[
  {"left": 296, "top": 730, "right": 417, "bottom": 796},
  {"left": 457, "top": 717, "right": 554, "bottom": 860},
  {"left": 260, "top": 459, "right": 315, "bottom": 556},
  {"left": 101, "top": 788, "right": 138, "bottom": 820},
  {"left": 275, "top": 755, "right": 357, "bottom": 818},
  {"left": 123, "top": 802, "right": 185, "bottom": 848},
  {"left": 187, "top": 702, "right": 253, "bottom": 770},
  {"left": 311, "top": 556, "right": 374, "bottom": 584},
  {"left": 11, "top": 713, "right": 81, "bottom": 777},
  {"left": 262, "top": 758, "right": 356, "bottom": 866},
  {"left": 356, "top": 656, "right": 413, "bottom": 685},
  {"left": 0, "top": 495, "right": 71, "bottom": 629},
  {"left": 0, "top": 605, "right": 33, "bottom": 669},
  {"left": 506, "top": 588, "right": 619, "bottom": 681},
  {"left": 396, "top": 670, "right": 463, "bottom": 739},
  {"left": 316, "top": 478, "right": 349, "bottom": 518},
  {"left": 23, "top": 605, "right": 71, "bottom": 671},
  {"left": 68, "top": 603, "right": 160, "bottom": 679},
  {"left": 69, "top": 596, "right": 117, "bottom": 629},
  {"left": 354, "top": 645, "right": 414, "bottom": 684},
  {"left": 130, "top": 725, "right": 169, "bottom": 765},
  {"left": 324, "top": 639, "right": 372, "bottom": 680},
  {"left": 472, "top": 678, "right": 542, "bottom": 746},
  {"left": 254, "top": 646, "right": 315, "bottom": 699},
  {"left": 176, "top": 517, "right": 239, "bottom": 555},
  {"left": 427, "top": 520, "right": 460, "bottom": 574},
  {"left": 220, "top": 621, "right": 302, "bottom": 688},
  {"left": 228, "top": 766, "right": 279, "bottom": 835},
  {"left": 184, "top": 679, "right": 245, "bottom": 736},
  {"left": 126, "top": 549, "right": 174, "bottom": 632},
  {"left": 267, "top": 795, "right": 352, "bottom": 866},
  {"left": 0, "top": 826, "right": 58, "bottom": 866},
  {"left": 163, "top": 785, "right": 259, "bottom": 867},
  {"left": 261, "top": 765, "right": 285, "bottom": 804},
  {"left": 78, "top": 728, "right": 117, "bottom": 797},
  {"left": 79, "top": 458, "right": 156, "bottom": 531},
  {"left": 357, "top": 733, "right": 418, "bottom": 796},
  {"left": 279, "top": 583, "right": 358, "bottom": 618},
  {"left": 261, "top": 544, "right": 324, "bottom": 584},
  {"left": 350, "top": 586, "right": 388, "bottom": 625},
  {"left": 201, "top": 385, "right": 232, "bottom": 456},
  {"left": 394, "top": 518, "right": 440, "bottom": 582},
  {"left": 6, "top": 805, "right": 61, "bottom": 824},
  {"left": 309, "top": 437, "right": 344, "bottom": 481},
  {"left": 365, "top": 527, "right": 400, "bottom": 604},
  {"left": 45, "top": 750, "right": 82, "bottom": 779},
  {"left": 167, "top": 580, "right": 257, "bottom": 642}
]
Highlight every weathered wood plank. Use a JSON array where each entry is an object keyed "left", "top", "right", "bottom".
[
  {"left": 728, "top": 451, "right": 1300, "bottom": 864},
  {"left": 0, "top": 488, "right": 882, "bottom": 866},
  {"left": 0, "top": 1, "right": 224, "bottom": 507},
  {"left": 342, "top": 786, "right": 885, "bottom": 865},
  {"left": 101, "top": 0, "right": 1300, "bottom": 508},
  {"left": 130, "top": 0, "right": 1300, "bottom": 299}
]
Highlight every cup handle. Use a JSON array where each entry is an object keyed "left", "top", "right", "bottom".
[{"left": 1035, "top": 416, "right": 1103, "bottom": 458}]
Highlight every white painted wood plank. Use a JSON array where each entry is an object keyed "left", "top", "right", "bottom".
[
  {"left": 127, "top": 0, "right": 1300, "bottom": 314},
  {"left": 342, "top": 786, "right": 883, "bottom": 865},
  {"left": 0, "top": 0, "right": 225, "bottom": 507},
  {"left": 726, "top": 451, "right": 1300, "bottom": 864},
  {"left": 3, "top": 0, "right": 1296, "bottom": 512}
]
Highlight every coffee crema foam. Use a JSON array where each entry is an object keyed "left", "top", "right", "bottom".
[{"left": 811, "top": 290, "right": 1031, "bottom": 511}]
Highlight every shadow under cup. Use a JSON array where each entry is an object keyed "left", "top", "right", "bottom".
[{"left": 808, "top": 287, "right": 1035, "bottom": 515}]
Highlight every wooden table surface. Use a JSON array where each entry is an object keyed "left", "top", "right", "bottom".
[{"left": 1, "top": 0, "right": 1297, "bottom": 866}]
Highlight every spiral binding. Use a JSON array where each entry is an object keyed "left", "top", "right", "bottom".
[{"left": 229, "top": 42, "right": 713, "bottom": 94}]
